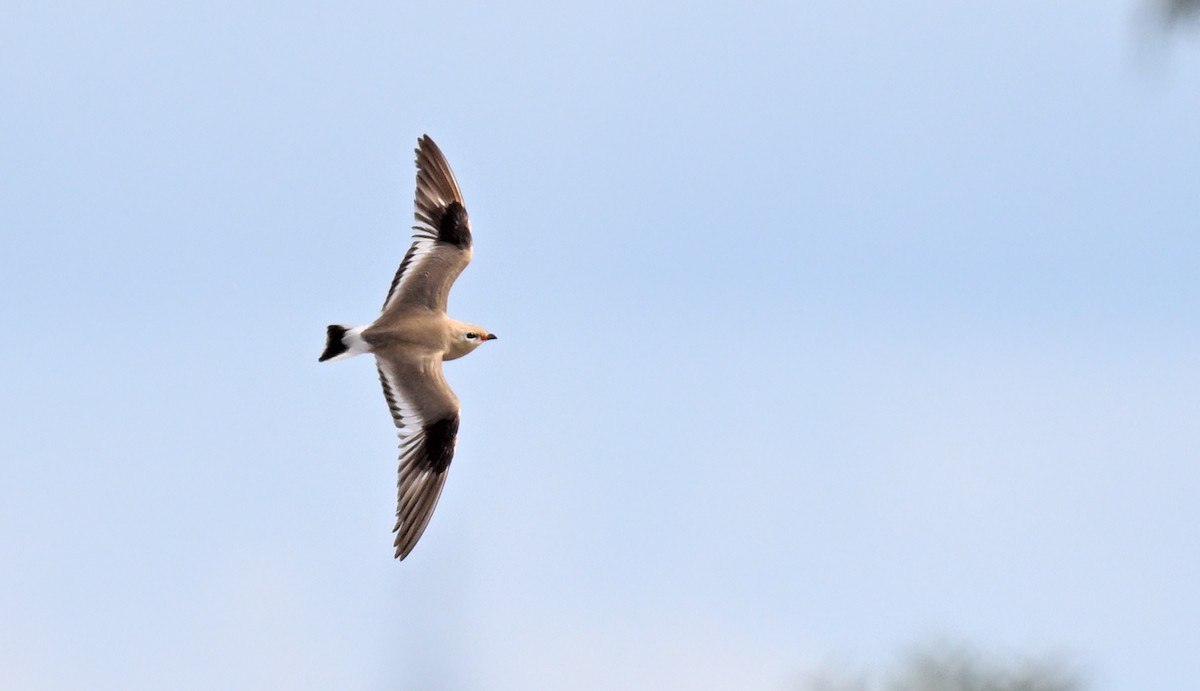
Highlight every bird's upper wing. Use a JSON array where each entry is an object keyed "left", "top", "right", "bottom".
[
  {"left": 375, "top": 347, "right": 461, "bottom": 560},
  {"left": 381, "top": 135, "right": 473, "bottom": 316}
]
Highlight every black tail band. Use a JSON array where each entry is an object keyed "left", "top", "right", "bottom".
[{"left": 319, "top": 324, "right": 349, "bottom": 362}]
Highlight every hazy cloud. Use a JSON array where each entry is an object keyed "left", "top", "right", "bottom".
[
  {"left": 1160, "top": 0, "right": 1200, "bottom": 26},
  {"left": 799, "top": 642, "right": 1081, "bottom": 691}
]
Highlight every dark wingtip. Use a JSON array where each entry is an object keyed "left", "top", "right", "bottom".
[
  {"left": 423, "top": 414, "right": 460, "bottom": 474},
  {"left": 391, "top": 414, "right": 460, "bottom": 560},
  {"left": 413, "top": 135, "right": 470, "bottom": 249},
  {"left": 318, "top": 324, "right": 349, "bottom": 362},
  {"left": 436, "top": 201, "right": 471, "bottom": 249}
]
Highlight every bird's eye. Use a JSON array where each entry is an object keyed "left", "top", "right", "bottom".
[{"left": 466, "top": 332, "right": 478, "bottom": 340}]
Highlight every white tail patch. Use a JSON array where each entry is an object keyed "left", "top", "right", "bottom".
[{"left": 319, "top": 325, "right": 371, "bottom": 362}]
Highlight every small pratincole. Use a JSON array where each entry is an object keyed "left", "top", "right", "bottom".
[{"left": 319, "top": 135, "right": 497, "bottom": 560}]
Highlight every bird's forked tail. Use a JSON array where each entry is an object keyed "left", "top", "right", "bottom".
[{"left": 319, "top": 324, "right": 370, "bottom": 362}]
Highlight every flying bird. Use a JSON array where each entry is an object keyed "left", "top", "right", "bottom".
[{"left": 319, "top": 135, "right": 496, "bottom": 560}]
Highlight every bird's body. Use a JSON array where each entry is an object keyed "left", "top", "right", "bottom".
[
  {"left": 319, "top": 135, "right": 495, "bottom": 560},
  {"left": 364, "top": 314, "right": 488, "bottom": 362}
]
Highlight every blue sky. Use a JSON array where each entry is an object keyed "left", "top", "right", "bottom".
[{"left": 2, "top": 2, "right": 1198, "bottom": 689}]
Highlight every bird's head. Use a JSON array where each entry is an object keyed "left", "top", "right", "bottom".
[{"left": 446, "top": 321, "right": 497, "bottom": 360}]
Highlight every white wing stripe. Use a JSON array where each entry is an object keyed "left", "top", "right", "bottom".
[
  {"left": 381, "top": 236, "right": 438, "bottom": 314},
  {"left": 377, "top": 361, "right": 425, "bottom": 434}
]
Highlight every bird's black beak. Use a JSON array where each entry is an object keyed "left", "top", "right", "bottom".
[{"left": 485, "top": 334, "right": 498, "bottom": 341}]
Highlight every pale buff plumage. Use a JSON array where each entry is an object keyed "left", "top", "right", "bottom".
[{"left": 319, "top": 135, "right": 496, "bottom": 560}]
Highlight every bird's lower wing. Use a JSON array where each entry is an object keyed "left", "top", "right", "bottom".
[{"left": 375, "top": 352, "right": 461, "bottom": 559}]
